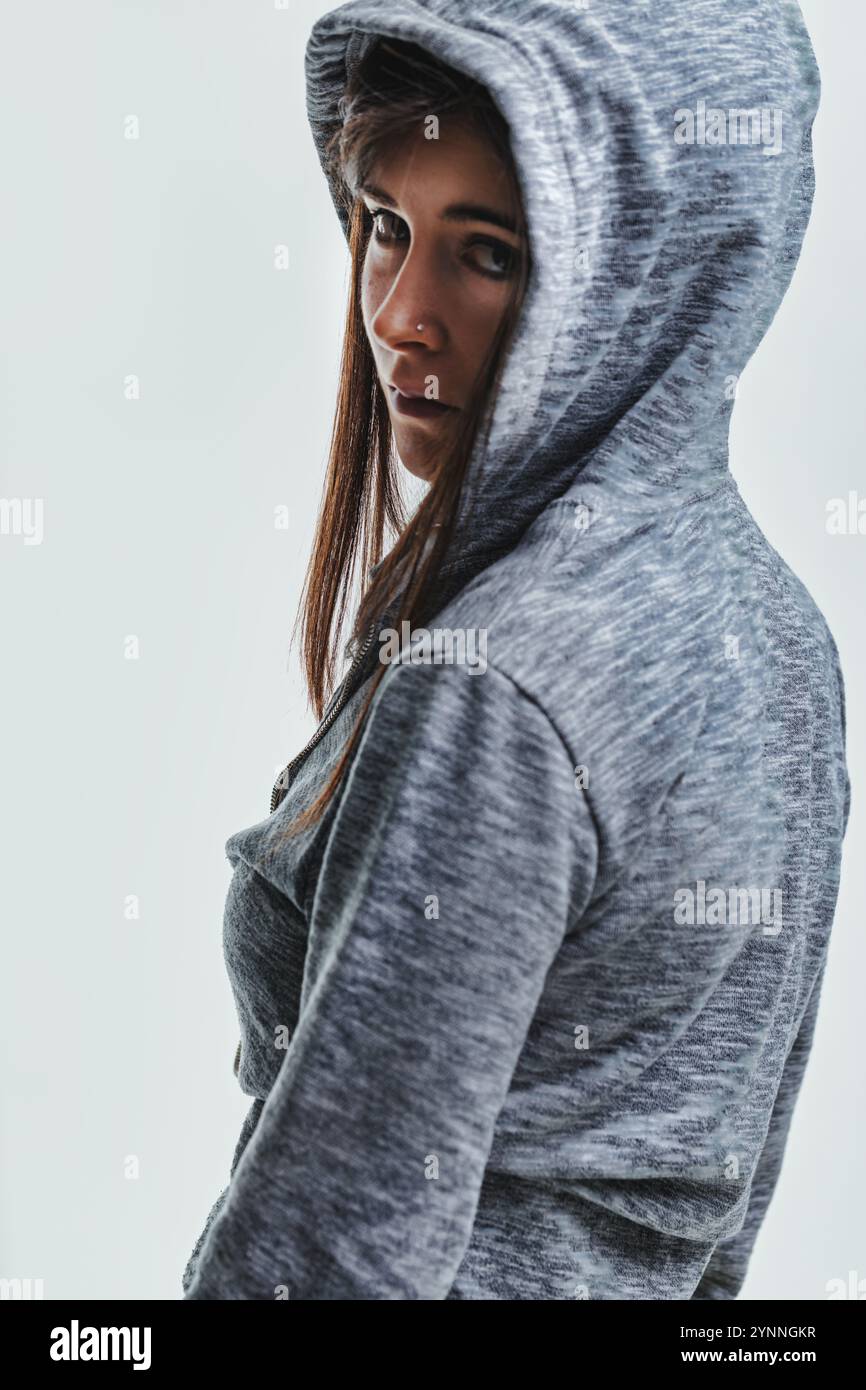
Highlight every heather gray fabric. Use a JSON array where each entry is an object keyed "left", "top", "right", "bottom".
[{"left": 182, "top": 0, "right": 850, "bottom": 1299}]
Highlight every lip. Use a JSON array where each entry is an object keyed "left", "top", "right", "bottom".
[{"left": 388, "top": 385, "right": 457, "bottom": 419}]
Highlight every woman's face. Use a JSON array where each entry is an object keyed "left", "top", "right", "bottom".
[{"left": 359, "top": 118, "right": 525, "bottom": 480}]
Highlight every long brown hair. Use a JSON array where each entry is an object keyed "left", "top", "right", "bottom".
[{"left": 276, "top": 37, "right": 531, "bottom": 840}]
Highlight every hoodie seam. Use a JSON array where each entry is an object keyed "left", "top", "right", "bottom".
[{"left": 479, "top": 655, "right": 605, "bottom": 867}]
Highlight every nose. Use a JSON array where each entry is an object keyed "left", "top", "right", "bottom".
[{"left": 368, "top": 241, "right": 447, "bottom": 354}]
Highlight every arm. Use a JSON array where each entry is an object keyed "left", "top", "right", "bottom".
[
  {"left": 181, "top": 1097, "right": 264, "bottom": 1295},
  {"left": 184, "top": 658, "right": 599, "bottom": 1299},
  {"left": 690, "top": 957, "right": 828, "bottom": 1299},
  {"left": 694, "top": 627, "right": 850, "bottom": 1300}
]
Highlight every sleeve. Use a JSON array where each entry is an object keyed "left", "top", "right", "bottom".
[
  {"left": 693, "top": 627, "right": 849, "bottom": 1301},
  {"left": 183, "top": 658, "right": 599, "bottom": 1299},
  {"left": 690, "top": 956, "right": 828, "bottom": 1300},
  {"left": 181, "top": 1097, "right": 264, "bottom": 1295},
  {"left": 832, "top": 636, "right": 852, "bottom": 841}
]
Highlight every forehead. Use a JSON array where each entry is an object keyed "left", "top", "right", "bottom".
[{"left": 368, "top": 118, "right": 514, "bottom": 209}]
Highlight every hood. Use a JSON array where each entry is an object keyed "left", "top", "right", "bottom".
[{"left": 306, "top": 0, "right": 820, "bottom": 580}]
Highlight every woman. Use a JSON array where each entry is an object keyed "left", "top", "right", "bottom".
[{"left": 182, "top": 1, "right": 850, "bottom": 1300}]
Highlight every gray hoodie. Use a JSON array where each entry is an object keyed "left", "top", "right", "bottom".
[{"left": 182, "top": 0, "right": 850, "bottom": 1299}]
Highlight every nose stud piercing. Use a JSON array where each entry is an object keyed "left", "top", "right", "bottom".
[{"left": 416, "top": 323, "right": 425, "bottom": 332}]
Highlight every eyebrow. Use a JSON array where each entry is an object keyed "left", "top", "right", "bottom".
[{"left": 359, "top": 182, "right": 522, "bottom": 236}]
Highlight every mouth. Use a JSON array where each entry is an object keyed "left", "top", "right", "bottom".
[{"left": 388, "top": 385, "right": 457, "bottom": 420}]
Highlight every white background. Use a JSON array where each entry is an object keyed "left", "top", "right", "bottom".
[{"left": 0, "top": 0, "right": 861, "bottom": 1300}]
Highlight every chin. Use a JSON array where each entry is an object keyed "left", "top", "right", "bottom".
[
  {"left": 393, "top": 432, "right": 441, "bottom": 482},
  {"left": 397, "top": 453, "right": 437, "bottom": 483}
]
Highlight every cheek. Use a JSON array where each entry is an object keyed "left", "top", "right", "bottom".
[
  {"left": 459, "top": 286, "right": 510, "bottom": 353},
  {"left": 360, "top": 255, "right": 387, "bottom": 330}
]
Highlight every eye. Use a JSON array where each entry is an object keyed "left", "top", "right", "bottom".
[
  {"left": 369, "top": 208, "right": 408, "bottom": 244},
  {"left": 465, "top": 238, "right": 520, "bottom": 281},
  {"left": 364, "top": 205, "right": 520, "bottom": 281}
]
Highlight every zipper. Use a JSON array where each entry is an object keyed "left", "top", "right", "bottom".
[{"left": 269, "top": 617, "right": 379, "bottom": 814}]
